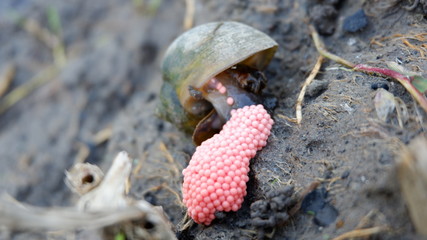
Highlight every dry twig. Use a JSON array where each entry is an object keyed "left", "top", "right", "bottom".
[
  {"left": 93, "top": 126, "right": 113, "bottom": 145},
  {"left": 0, "top": 64, "right": 15, "bottom": 97},
  {"left": 354, "top": 209, "right": 380, "bottom": 230},
  {"left": 183, "top": 0, "right": 195, "bottom": 30},
  {"left": 159, "top": 141, "right": 181, "bottom": 176},
  {"left": 402, "top": 39, "right": 425, "bottom": 58},
  {"left": 74, "top": 142, "right": 90, "bottom": 163},
  {"left": 0, "top": 152, "right": 177, "bottom": 240},
  {"left": 276, "top": 113, "right": 298, "bottom": 124},
  {"left": 296, "top": 56, "right": 324, "bottom": 124},
  {"left": 331, "top": 226, "right": 389, "bottom": 240},
  {"left": 0, "top": 196, "right": 146, "bottom": 231}
]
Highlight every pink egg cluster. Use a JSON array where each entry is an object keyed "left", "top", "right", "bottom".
[{"left": 182, "top": 104, "right": 274, "bottom": 225}]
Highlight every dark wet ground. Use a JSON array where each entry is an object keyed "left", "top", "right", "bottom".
[{"left": 1, "top": 0, "right": 427, "bottom": 239}]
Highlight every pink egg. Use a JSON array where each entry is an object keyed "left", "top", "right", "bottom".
[{"left": 181, "top": 105, "right": 273, "bottom": 225}]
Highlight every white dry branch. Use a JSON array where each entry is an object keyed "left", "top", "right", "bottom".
[{"left": 0, "top": 151, "right": 177, "bottom": 240}]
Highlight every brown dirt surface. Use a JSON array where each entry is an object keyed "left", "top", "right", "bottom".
[{"left": 1, "top": 0, "right": 427, "bottom": 239}]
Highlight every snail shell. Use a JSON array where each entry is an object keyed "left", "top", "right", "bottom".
[{"left": 157, "top": 21, "right": 278, "bottom": 144}]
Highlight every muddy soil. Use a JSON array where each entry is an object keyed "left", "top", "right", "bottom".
[{"left": 0, "top": 0, "right": 426, "bottom": 239}]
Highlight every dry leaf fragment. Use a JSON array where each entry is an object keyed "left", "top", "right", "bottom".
[
  {"left": 374, "top": 88, "right": 408, "bottom": 127},
  {"left": 397, "top": 136, "right": 427, "bottom": 236},
  {"left": 374, "top": 88, "right": 396, "bottom": 122}
]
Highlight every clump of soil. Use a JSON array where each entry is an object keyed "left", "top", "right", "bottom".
[{"left": 250, "top": 186, "right": 297, "bottom": 239}]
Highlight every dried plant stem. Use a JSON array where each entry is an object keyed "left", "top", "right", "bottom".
[
  {"left": 183, "top": 0, "right": 195, "bottom": 30},
  {"left": 296, "top": 56, "right": 324, "bottom": 124},
  {"left": 24, "top": 19, "right": 66, "bottom": 67},
  {"left": 0, "top": 65, "right": 59, "bottom": 115},
  {"left": 331, "top": 226, "right": 388, "bottom": 240},
  {"left": 276, "top": 113, "right": 298, "bottom": 123},
  {"left": 24, "top": 19, "right": 66, "bottom": 66},
  {"left": 354, "top": 209, "right": 379, "bottom": 229},
  {"left": 159, "top": 141, "right": 182, "bottom": 176},
  {"left": 74, "top": 142, "right": 90, "bottom": 163},
  {"left": 309, "top": 25, "right": 427, "bottom": 113},
  {"left": 0, "top": 64, "right": 15, "bottom": 97},
  {"left": 93, "top": 126, "right": 113, "bottom": 145},
  {"left": 0, "top": 196, "right": 145, "bottom": 231},
  {"left": 310, "top": 26, "right": 354, "bottom": 69}
]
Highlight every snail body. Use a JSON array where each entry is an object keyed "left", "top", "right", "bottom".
[{"left": 157, "top": 21, "right": 278, "bottom": 145}]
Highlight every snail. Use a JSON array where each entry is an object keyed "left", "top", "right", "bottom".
[{"left": 157, "top": 21, "right": 278, "bottom": 145}]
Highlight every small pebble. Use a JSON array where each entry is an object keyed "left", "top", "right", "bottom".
[
  {"left": 306, "top": 79, "right": 329, "bottom": 97},
  {"left": 301, "top": 188, "right": 339, "bottom": 227},
  {"left": 343, "top": 9, "right": 368, "bottom": 33},
  {"left": 341, "top": 170, "right": 350, "bottom": 179}
]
